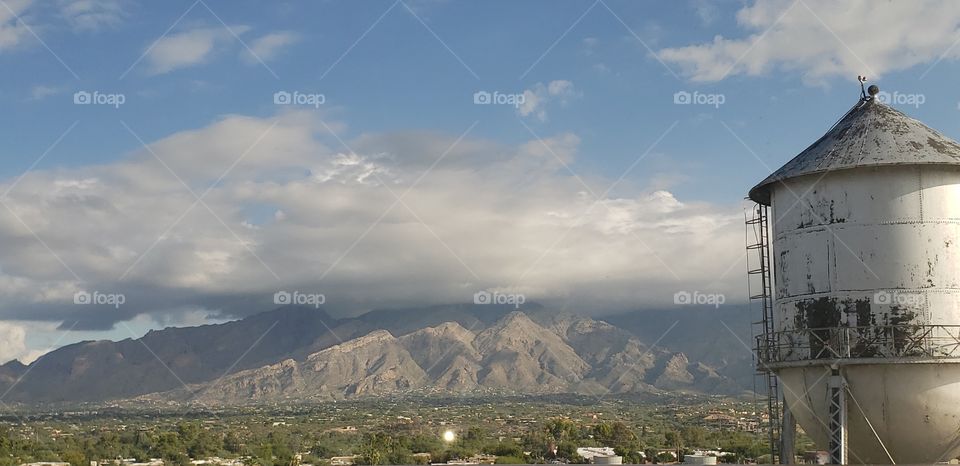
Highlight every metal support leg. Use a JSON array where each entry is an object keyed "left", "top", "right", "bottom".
[
  {"left": 828, "top": 369, "right": 847, "bottom": 465},
  {"left": 781, "top": 401, "right": 796, "bottom": 464}
]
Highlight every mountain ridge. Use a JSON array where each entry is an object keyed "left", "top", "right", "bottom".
[{"left": 0, "top": 304, "right": 751, "bottom": 405}]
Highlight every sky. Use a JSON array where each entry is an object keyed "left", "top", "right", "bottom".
[{"left": 2, "top": 0, "right": 960, "bottom": 363}]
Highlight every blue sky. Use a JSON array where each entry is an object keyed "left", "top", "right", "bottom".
[
  {"left": 10, "top": 0, "right": 960, "bottom": 199},
  {"left": 3, "top": 0, "right": 960, "bottom": 360}
]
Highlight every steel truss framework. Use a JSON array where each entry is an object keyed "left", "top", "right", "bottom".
[{"left": 757, "top": 324, "right": 960, "bottom": 367}]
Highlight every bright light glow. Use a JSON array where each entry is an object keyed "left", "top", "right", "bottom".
[{"left": 443, "top": 430, "right": 456, "bottom": 443}]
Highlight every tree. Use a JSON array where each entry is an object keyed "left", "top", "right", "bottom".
[
  {"left": 255, "top": 443, "right": 275, "bottom": 466},
  {"left": 656, "top": 451, "right": 676, "bottom": 463},
  {"left": 556, "top": 442, "right": 584, "bottom": 464},
  {"left": 681, "top": 426, "right": 706, "bottom": 448},
  {"left": 224, "top": 432, "right": 244, "bottom": 455},
  {"left": 490, "top": 439, "right": 523, "bottom": 458},
  {"left": 62, "top": 449, "right": 86, "bottom": 466},
  {"left": 494, "top": 456, "right": 527, "bottom": 464},
  {"left": 544, "top": 419, "right": 577, "bottom": 443}
]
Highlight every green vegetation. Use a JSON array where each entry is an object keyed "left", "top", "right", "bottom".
[{"left": 0, "top": 395, "right": 796, "bottom": 465}]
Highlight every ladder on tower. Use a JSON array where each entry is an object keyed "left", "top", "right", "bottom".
[{"left": 745, "top": 203, "right": 781, "bottom": 463}]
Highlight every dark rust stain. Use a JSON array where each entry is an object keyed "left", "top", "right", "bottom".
[
  {"left": 795, "top": 297, "right": 842, "bottom": 358},
  {"left": 853, "top": 298, "right": 873, "bottom": 327},
  {"left": 792, "top": 295, "right": 924, "bottom": 359}
]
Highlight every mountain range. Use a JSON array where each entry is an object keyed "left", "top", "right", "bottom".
[{"left": 0, "top": 304, "right": 755, "bottom": 405}]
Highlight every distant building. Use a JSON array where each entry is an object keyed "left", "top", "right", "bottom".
[
  {"left": 576, "top": 447, "right": 616, "bottom": 461},
  {"left": 127, "top": 461, "right": 164, "bottom": 466},
  {"left": 465, "top": 454, "right": 496, "bottom": 464},
  {"left": 329, "top": 456, "right": 357, "bottom": 466},
  {"left": 702, "top": 413, "right": 757, "bottom": 431},
  {"left": 20, "top": 462, "right": 70, "bottom": 466},
  {"left": 592, "top": 455, "right": 622, "bottom": 464},
  {"left": 189, "top": 458, "right": 243, "bottom": 466},
  {"left": 95, "top": 458, "right": 164, "bottom": 466},
  {"left": 326, "top": 426, "right": 358, "bottom": 434},
  {"left": 654, "top": 449, "right": 677, "bottom": 460},
  {"left": 691, "top": 450, "right": 732, "bottom": 459},
  {"left": 683, "top": 454, "right": 717, "bottom": 465}
]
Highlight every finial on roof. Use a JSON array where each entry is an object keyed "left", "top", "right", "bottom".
[
  {"left": 858, "top": 75, "right": 868, "bottom": 99},
  {"left": 868, "top": 85, "right": 879, "bottom": 97}
]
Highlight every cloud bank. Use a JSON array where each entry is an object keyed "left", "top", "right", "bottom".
[
  {"left": 0, "top": 111, "right": 744, "bottom": 330},
  {"left": 659, "top": 0, "right": 960, "bottom": 83}
]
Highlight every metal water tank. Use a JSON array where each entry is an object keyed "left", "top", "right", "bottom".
[
  {"left": 593, "top": 455, "right": 624, "bottom": 465},
  {"left": 749, "top": 91, "right": 960, "bottom": 463},
  {"left": 683, "top": 454, "right": 717, "bottom": 465}
]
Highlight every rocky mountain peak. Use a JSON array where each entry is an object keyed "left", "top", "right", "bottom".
[{"left": 0, "top": 306, "right": 747, "bottom": 404}]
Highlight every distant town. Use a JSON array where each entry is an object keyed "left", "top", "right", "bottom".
[{"left": 0, "top": 394, "right": 817, "bottom": 465}]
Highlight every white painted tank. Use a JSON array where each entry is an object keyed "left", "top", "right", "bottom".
[{"left": 750, "top": 93, "right": 960, "bottom": 463}]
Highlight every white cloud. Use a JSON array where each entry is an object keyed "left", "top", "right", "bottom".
[
  {"left": 0, "top": 0, "right": 33, "bottom": 51},
  {"left": 0, "top": 111, "right": 744, "bottom": 330},
  {"left": 518, "top": 80, "right": 580, "bottom": 121},
  {"left": 145, "top": 25, "right": 250, "bottom": 74},
  {"left": 581, "top": 36, "right": 599, "bottom": 55},
  {"left": 691, "top": 0, "right": 719, "bottom": 25},
  {"left": 0, "top": 322, "right": 28, "bottom": 363},
  {"left": 58, "top": 0, "right": 126, "bottom": 31},
  {"left": 242, "top": 31, "right": 299, "bottom": 64},
  {"left": 29, "top": 84, "right": 66, "bottom": 100},
  {"left": 659, "top": 0, "right": 960, "bottom": 83}
]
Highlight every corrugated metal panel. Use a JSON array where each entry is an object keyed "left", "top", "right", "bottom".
[{"left": 749, "top": 98, "right": 960, "bottom": 205}]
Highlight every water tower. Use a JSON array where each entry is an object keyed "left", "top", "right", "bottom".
[{"left": 747, "top": 82, "right": 960, "bottom": 464}]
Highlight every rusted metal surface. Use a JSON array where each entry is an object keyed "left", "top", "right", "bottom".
[
  {"left": 769, "top": 165, "right": 960, "bottom": 339},
  {"left": 749, "top": 98, "right": 960, "bottom": 205}
]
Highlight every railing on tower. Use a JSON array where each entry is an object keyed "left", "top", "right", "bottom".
[
  {"left": 745, "top": 202, "right": 780, "bottom": 463},
  {"left": 758, "top": 324, "right": 960, "bottom": 365}
]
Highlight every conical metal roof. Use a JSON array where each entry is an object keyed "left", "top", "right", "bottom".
[{"left": 749, "top": 96, "right": 960, "bottom": 205}]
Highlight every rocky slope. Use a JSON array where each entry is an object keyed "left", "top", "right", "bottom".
[
  {"left": 0, "top": 305, "right": 748, "bottom": 405},
  {"left": 162, "top": 311, "right": 740, "bottom": 404}
]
